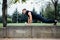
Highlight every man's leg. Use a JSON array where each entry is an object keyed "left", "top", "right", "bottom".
[{"left": 35, "top": 14, "right": 57, "bottom": 23}]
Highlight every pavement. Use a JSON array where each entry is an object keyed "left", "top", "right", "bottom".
[{"left": 0, "top": 38, "right": 60, "bottom": 40}]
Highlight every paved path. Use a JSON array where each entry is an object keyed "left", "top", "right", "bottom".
[{"left": 0, "top": 38, "right": 60, "bottom": 40}]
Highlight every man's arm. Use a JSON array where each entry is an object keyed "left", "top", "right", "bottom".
[{"left": 28, "top": 12, "right": 32, "bottom": 24}]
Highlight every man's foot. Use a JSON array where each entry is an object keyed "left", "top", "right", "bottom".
[{"left": 54, "top": 20, "right": 57, "bottom": 25}]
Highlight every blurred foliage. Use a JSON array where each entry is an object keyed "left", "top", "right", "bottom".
[
  {"left": 7, "top": 14, "right": 12, "bottom": 23},
  {"left": 44, "top": 3, "right": 55, "bottom": 19},
  {"left": 57, "top": 3, "right": 60, "bottom": 22},
  {"left": 42, "top": 2, "right": 60, "bottom": 22},
  {"left": 12, "top": 9, "right": 28, "bottom": 23},
  {"left": 7, "top": 18, "right": 12, "bottom": 23},
  {"left": 15, "top": 0, "right": 19, "bottom": 3},
  {"left": 22, "top": 0, "right": 26, "bottom": 3},
  {"left": 0, "top": 16, "right": 2, "bottom": 23},
  {"left": 13, "top": 0, "right": 26, "bottom": 3}
]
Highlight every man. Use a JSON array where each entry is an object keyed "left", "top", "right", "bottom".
[{"left": 22, "top": 9, "right": 57, "bottom": 25}]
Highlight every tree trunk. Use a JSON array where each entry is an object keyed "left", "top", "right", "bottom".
[
  {"left": 54, "top": 0, "right": 58, "bottom": 25},
  {"left": 2, "top": 0, "right": 7, "bottom": 27},
  {"left": 54, "top": 0, "right": 58, "bottom": 20}
]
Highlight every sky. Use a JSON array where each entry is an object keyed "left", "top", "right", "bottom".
[
  {"left": 7, "top": 0, "right": 50, "bottom": 16},
  {"left": 0, "top": 0, "right": 2, "bottom": 16},
  {"left": 0, "top": 0, "right": 60, "bottom": 16}
]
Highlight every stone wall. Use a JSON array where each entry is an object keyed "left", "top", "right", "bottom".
[{"left": 0, "top": 26, "right": 60, "bottom": 38}]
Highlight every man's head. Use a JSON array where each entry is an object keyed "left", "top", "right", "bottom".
[{"left": 22, "top": 9, "right": 26, "bottom": 14}]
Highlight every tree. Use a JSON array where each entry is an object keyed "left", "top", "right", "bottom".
[
  {"left": 57, "top": 3, "right": 60, "bottom": 22},
  {"left": 12, "top": 8, "right": 20, "bottom": 23},
  {"left": 44, "top": 2, "right": 55, "bottom": 19},
  {"left": 7, "top": 14, "right": 12, "bottom": 23},
  {"left": 18, "top": 14, "right": 22, "bottom": 23},
  {"left": 2, "top": 0, "right": 7, "bottom": 27},
  {"left": 51, "top": 0, "right": 58, "bottom": 20},
  {"left": 10, "top": 0, "right": 26, "bottom": 4},
  {"left": 51, "top": 0, "right": 60, "bottom": 25},
  {"left": 14, "top": 0, "right": 26, "bottom": 3},
  {"left": 2, "top": 0, "right": 26, "bottom": 27},
  {"left": 12, "top": 8, "right": 28, "bottom": 23},
  {"left": 20, "top": 14, "right": 28, "bottom": 23},
  {"left": 0, "top": 16, "right": 2, "bottom": 23},
  {"left": 40, "top": 8, "right": 44, "bottom": 17}
]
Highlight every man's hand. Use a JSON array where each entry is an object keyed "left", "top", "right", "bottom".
[
  {"left": 25, "top": 22, "right": 31, "bottom": 26},
  {"left": 26, "top": 23, "right": 31, "bottom": 26}
]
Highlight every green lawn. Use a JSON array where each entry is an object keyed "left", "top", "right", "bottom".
[
  {"left": 0, "top": 23, "right": 3, "bottom": 28},
  {"left": 7, "top": 23, "right": 53, "bottom": 26},
  {"left": 7, "top": 23, "right": 60, "bottom": 26},
  {"left": 0, "top": 23, "right": 60, "bottom": 28}
]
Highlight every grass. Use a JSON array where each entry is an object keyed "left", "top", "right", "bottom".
[
  {"left": 7, "top": 23, "right": 60, "bottom": 26},
  {"left": 0, "top": 23, "right": 60, "bottom": 28},
  {"left": 7, "top": 23, "right": 53, "bottom": 26},
  {"left": 0, "top": 23, "right": 3, "bottom": 28}
]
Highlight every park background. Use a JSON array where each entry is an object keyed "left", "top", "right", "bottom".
[{"left": 0, "top": 0, "right": 60, "bottom": 27}]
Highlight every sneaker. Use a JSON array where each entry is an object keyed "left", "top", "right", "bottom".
[{"left": 54, "top": 20, "right": 57, "bottom": 25}]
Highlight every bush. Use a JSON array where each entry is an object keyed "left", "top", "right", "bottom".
[{"left": 7, "top": 18, "right": 12, "bottom": 23}]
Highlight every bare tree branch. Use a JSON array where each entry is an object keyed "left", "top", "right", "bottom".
[{"left": 51, "top": 0, "right": 54, "bottom": 4}]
